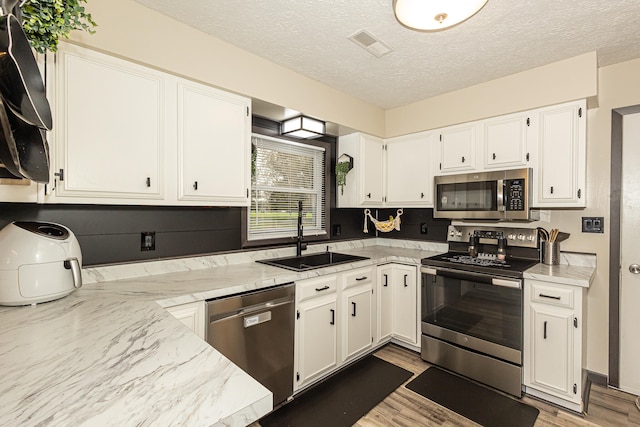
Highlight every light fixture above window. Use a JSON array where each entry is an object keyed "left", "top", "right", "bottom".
[
  {"left": 393, "top": 0, "right": 488, "bottom": 32},
  {"left": 281, "top": 115, "right": 326, "bottom": 139}
]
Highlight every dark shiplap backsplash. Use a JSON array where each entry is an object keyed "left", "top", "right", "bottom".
[{"left": 0, "top": 117, "right": 448, "bottom": 266}]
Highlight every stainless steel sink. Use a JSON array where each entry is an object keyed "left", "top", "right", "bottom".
[{"left": 257, "top": 252, "right": 369, "bottom": 271}]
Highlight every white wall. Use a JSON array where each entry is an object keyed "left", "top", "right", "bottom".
[{"left": 75, "top": 0, "right": 640, "bottom": 376}]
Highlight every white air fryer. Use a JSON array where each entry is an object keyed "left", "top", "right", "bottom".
[{"left": 0, "top": 221, "right": 82, "bottom": 306}]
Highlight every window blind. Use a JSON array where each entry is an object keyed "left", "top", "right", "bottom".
[{"left": 249, "top": 134, "right": 326, "bottom": 240}]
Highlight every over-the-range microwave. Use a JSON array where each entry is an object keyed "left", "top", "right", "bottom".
[{"left": 434, "top": 168, "right": 539, "bottom": 221}]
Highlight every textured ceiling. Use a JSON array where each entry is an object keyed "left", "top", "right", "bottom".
[{"left": 131, "top": 0, "right": 640, "bottom": 110}]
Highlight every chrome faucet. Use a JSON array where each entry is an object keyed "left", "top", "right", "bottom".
[{"left": 296, "top": 200, "right": 307, "bottom": 257}]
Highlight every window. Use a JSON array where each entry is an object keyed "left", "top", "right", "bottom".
[{"left": 248, "top": 134, "right": 327, "bottom": 241}]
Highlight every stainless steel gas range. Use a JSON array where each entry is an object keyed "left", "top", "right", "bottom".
[{"left": 420, "top": 225, "right": 540, "bottom": 397}]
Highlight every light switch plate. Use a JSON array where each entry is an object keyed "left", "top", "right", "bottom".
[{"left": 582, "top": 217, "right": 604, "bottom": 233}]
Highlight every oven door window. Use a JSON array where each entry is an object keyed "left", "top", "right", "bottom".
[
  {"left": 422, "top": 273, "right": 522, "bottom": 350},
  {"left": 436, "top": 180, "right": 497, "bottom": 211}
]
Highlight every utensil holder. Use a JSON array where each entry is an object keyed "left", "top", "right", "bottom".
[{"left": 542, "top": 241, "right": 560, "bottom": 265}]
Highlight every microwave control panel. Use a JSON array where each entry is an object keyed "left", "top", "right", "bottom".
[{"left": 504, "top": 179, "right": 525, "bottom": 211}]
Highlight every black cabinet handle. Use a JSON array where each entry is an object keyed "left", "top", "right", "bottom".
[
  {"left": 403, "top": 274, "right": 408, "bottom": 287},
  {"left": 366, "top": 193, "right": 371, "bottom": 198},
  {"left": 420, "top": 192, "right": 424, "bottom": 198},
  {"left": 461, "top": 156, "right": 465, "bottom": 163},
  {"left": 539, "top": 293, "right": 561, "bottom": 300},
  {"left": 193, "top": 181, "right": 198, "bottom": 190},
  {"left": 146, "top": 177, "right": 151, "bottom": 187},
  {"left": 355, "top": 276, "right": 367, "bottom": 281},
  {"left": 315, "top": 286, "right": 330, "bottom": 292},
  {"left": 330, "top": 309, "right": 335, "bottom": 325},
  {"left": 550, "top": 186, "right": 554, "bottom": 194},
  {"left": 492, "top": 153, "right": 496, "bottom": 160},
  {"left": 543, "top": 320, "right": 548, "bottom": 339},
  {"left": 383, "top": 274, "right": 388, "bottom": 287},
  {"left": 352, "top": 302, "right": 357, "bottom": 317}
]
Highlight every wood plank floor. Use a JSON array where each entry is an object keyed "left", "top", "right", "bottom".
[
  {"left": 358, "top": 344, "right": 640, "bottom": 427},
  {"left": 256, "top": 343, "right": 640, "bottom": 426}
]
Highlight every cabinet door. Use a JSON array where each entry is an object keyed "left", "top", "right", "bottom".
[
  {"left": 533, "top": 100, "right": 586, "bottom": 207},
  {"left": 377, "top": 265, "right": 394, "bottom": 342},
  {"left": 177, "top": 80, "right": 250, "bottom": 205},
  {"left": 343, "top": 285, "right": 373, "bottom": 362},
  {"left": 392, "top": 265, "right": 418, "bottom": 345},
  {"left": 386, "top": 132, "right": 434, "bottom": 207},
  {"left": 53, "top": 44, "right": 165, "bottom": 201},
  {"left": 484, "top": 113, "right": 530, "bottom": 169},
  {"left": 439, "top": 123, "right": 477, "bottom": 173},
  {"left": 528, "top": 304, "right": 575, "bottom": 399},
  {"left": 360, "top": 135, "right": 384, "bottom": 206},
  {"left": 297, "top": 296, "right": 338, "bottom": 388},
  {"left": 165, "top": 301, "right": 205, "bottom": 340}
]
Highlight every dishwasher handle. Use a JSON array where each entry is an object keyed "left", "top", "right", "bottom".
[{"left": 208, "top": 297, "right": 293, "bottom": 325}]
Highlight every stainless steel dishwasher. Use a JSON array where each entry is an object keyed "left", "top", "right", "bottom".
[{"left": 206, "top": 283, "right": 295, "bottom": 407}]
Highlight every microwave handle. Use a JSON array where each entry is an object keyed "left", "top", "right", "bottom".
[{"left": 497, "top": 179, "right": 506, "bottom": 212}]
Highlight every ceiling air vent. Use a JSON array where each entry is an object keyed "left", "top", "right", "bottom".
[{"left": 348, "top": 30, "right": 392, "bottom": 58}]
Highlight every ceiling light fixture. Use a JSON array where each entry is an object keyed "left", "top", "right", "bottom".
[
  {"left": 393, "top": 0, "right": 488, "bottom": 31},
  {"left": 281, "top": 115, "right": 325, "bottom": 139}
]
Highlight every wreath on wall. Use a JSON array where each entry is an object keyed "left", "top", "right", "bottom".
[{"left": 20, "top": 0, "right": 97, "bottom": 53}]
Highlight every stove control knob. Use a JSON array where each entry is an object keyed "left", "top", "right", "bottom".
[
  {"left": 517, "top": 234, "right": 526, "bottom": 241},
  {"left": 508, "top": 233, "right": 516, "bottom": 240},
  {"left": 456, "top": 231, "right": 462, "bottom": 237},
  {"left": 527, "top": 235, "right": 535, "bottom": 241}
]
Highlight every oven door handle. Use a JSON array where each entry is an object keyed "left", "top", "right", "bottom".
[{"left": 422, "top": 266, "right": 521, "bottom": 289}]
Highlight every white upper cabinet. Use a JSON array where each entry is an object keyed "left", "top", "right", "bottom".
[
  {"left": 438, "top": 122, "right": 478, "bottom": 173},
  {"left": 385, "top": 131, "right": 435, "bottom": 207},
  {"left": 483, "top": 112, "right": 532, "bottom": 170},
  {"left": 44, "top": 43, "right": 251, "bottom": 206},
  {"left": 532, "top": 100, "right": 586, "bottom": 207},
  {"left": 337, "top": 132, "right": 384, "bottom": 207},
  {"left": 51, "top": 44, "right": 166, "bottom": 202},
  {"left": 177, "top": 80, "right": 250, "bottom": 205}
]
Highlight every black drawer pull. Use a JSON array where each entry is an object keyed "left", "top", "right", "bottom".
[
  {"left": 330, "top": 309, "right": 335, "bottom": 325},
  {"left": 544, "top": 320, "right": 548, "bottom": 339},
  {"left": 146, "top": 177, "right": 151, "bottom": 187},
  {"left": 403, "top": 274, "right": 408, "bottom": 287},
  {"left": 539, "top": 293, "right": 561, "bottom": 300},
  {"left": 366, "top": 193, "right": 371, "bottom": 198},
  {"left": 352, "top": 302, "right": 357, "bottom": 317},
  {"left": 315, "top": 286, "right": 330, "bottom": 292},
  {"left": 420, "top": 192, "right": 424, "bottom": 198},
  {"left": 355, "top": 276, "right": 368, "bottom": 281},
  {"left": 383, "top": 274, "right": 388, "bottom": 287},
  {"left": 193, "top": 181, "right": 198, "bottom": 190}
]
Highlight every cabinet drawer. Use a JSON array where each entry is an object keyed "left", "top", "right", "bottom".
[
  {"left": 297, "top": 276, "right": 338, "bottom": 303},
  {"left": 530, "top": 282, "right": 574, "bottom": 309},
  {"left": 342, "top": 266, "right": 374, "bottom": 290}
]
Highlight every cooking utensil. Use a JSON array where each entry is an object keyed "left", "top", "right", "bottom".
[
  {"left": 0, "top": 14, "right": 53, "bottom": 130},
  {"left": 4, "top": 103, "right": 49, "bottom": 182},
  {"left": 0, "top": 97, "right": 23, "bottom": 178}
]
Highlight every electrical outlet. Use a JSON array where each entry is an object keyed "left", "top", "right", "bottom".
[
  {"left": 420, "top": 223, "right": 428, "bottom": 234},
  {"left": 141, "top": 232, "right": 156, "bottom": 251},
  {"left": 582, "top": 217, "right": 604, "bottom": 233}
]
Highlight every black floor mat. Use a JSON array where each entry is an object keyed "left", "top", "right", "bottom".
[
  {"left": 259, "top": 354, "right": 413, "bottom": 427},
  {"left": 405, "top": 367, "right": 539, "bottom": 427}
]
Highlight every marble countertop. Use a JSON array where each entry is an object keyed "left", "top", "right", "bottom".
[
  {"left": 0, "top": 238, "right": 595, "bottom": 426},
  {"left": 0, "top": 239, "right": 445, "bottom": 427}
]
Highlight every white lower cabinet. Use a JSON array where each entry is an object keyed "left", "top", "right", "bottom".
[
  {"left": 165, "top": 301, "right": 205, "bottom": 340},
  {"left": 377, "top": 263, "right": 418, "bottom": 346},
  {"left": 294, "top": 275, "right": 338, "bottom": 391},
  {"left": 341, "top": 267, "right": 374, "bottom": 363},
  {"left": 524, "top": 279, "right": 586, "bottom": 411}
]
